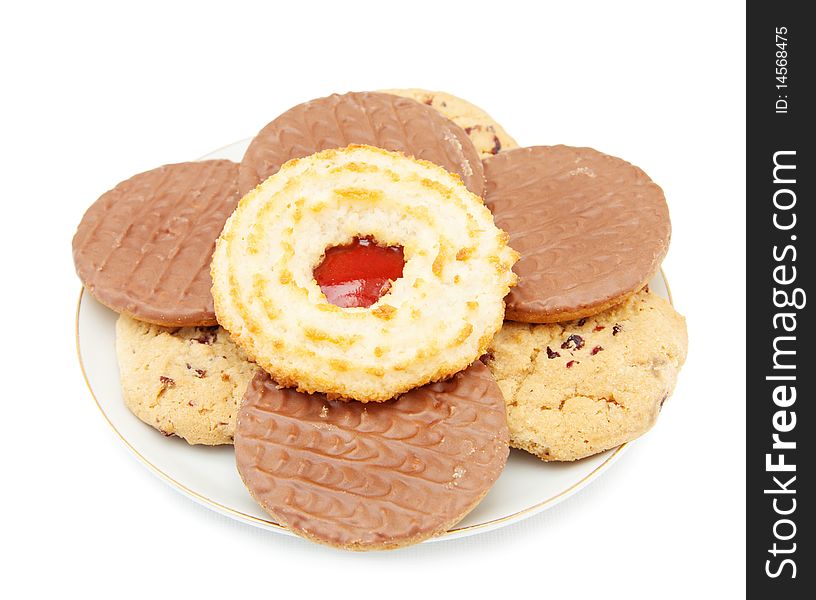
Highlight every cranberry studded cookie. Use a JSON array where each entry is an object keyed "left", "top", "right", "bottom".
[
  {"left": 484, "top": 289, "right": 687, "bottom": 461},
  {"left": 115, "top": 315, "right": 256, "bottom": 445}
]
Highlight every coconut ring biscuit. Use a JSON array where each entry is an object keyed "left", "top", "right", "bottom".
[
  {"left": 73, "top": 160, "right": 241, "bottom": 326},
  {"left": 212, "top": 145, "right": 518, "bottom": 402},
  {"left": 484, "top": 289, "right": 687, "bottom": 461},
  {"left": 380, "top": 89, "right": 519, "bottom": 158},
  {"left": 235, "top": 362, "right": 509, "bottom": 550},
  {"left": 484, "top": 146, "right": 671, "bottom": 323},
  {"left": 238, "top": 91, "right": 485, "bottom": 197}
]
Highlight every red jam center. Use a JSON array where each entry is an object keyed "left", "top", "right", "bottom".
[{"left": 313, "top": 236, "right": 405, "bottom": 308}]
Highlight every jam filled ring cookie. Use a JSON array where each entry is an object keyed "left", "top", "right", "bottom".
[
  {"left": 380, "top": 89, "right": 519, "bottom": 158},
  {"left": 212, "top": 145, "right": 518, "bottom": 402},
  {"left": 235, "top": 362, "right": 509, "bottom": 550},
  {"left": 238, "top": 91, "right": 485, "bottom": 197},
  {"left": 115, "top": 314, "right": 257, "bottom": 445},
  {"left": 484, "top": 146, "right": 671, "bottom": 323},
  {"left": 484, "top": 289, "right": 687, "bottom": 461},
  {"left": 73, "top": 160, "right": 241, "bottom": 326}
]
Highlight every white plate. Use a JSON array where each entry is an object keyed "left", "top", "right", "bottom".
[{"left": 76, "top": 140, "right": 672, "bottom": 542}]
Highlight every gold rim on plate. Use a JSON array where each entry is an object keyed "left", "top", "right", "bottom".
[{"left": 75, "top": 270, "right": 672, "bottom": 539}]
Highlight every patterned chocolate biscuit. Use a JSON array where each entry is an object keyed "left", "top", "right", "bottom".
[
  {"left": 238, "top": 92, "right": 484, "bottom": 196},
  {"left": 73, "top": 160, "right": 240, "bottom": 326},
  {"left": 484, "top": 289, "right": 687, "bottom": 461},
  {"left": 380, "top": 89, "right": 519, "bottom": 158},
  {"left": 234, "top": 362, "right": 509, "bottom": 550},
  {"left": 484, "top": 146, "right": 671, "bottom": 323}
]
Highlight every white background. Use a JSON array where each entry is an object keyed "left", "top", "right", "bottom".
[{"left": 2, "top": 1, "right": 745, "bottom": 598}]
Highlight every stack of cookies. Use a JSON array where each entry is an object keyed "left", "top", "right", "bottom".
[{"left": 73, "top": 90, "right": 687, "bottom": 550}]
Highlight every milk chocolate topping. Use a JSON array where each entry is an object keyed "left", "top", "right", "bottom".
[
  {"left": 238, "top": 92, "right": 484, "bottom": 196},
  {"left": 235, "top": 362, "right": 509, "bottom": 550},
  {"left": 484, "top": 146, "right": 670, "bottom": 322},
  {"left": 72, "top": 160, "right": 240, "bottom": 326}
]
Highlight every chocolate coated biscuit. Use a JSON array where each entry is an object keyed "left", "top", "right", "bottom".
[
  {"left": 73, "top": 160, "right": 240, "bottom": 326},
  {"left": 484, "top": 146, "right": 670, "bottom": 323},
  {"left": 234, "top": 362, "right": 509, "bottom": 550},
  {"left": 238, "top": 92, "right": 485, "bottom": 196},
  {"left": 379, "top": 88, "right": 519, "bottom": 158}
]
